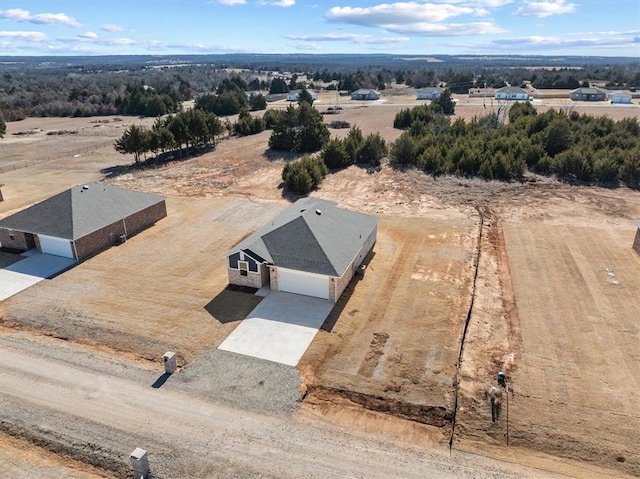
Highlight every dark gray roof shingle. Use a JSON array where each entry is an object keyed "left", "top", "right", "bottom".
[
  {"left": 227, "top": 198, "right": 378, "bottom": 277},
  {"left": 0, "top": 183, "right": 165, "bottom": 240}
]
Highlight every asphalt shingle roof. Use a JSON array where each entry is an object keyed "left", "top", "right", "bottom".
[
  {"left": 228, "top": 198, "right": 379, "bottom": 277},
  {"left": 0, "top": 183, "right": 165, "bottom": 240}
]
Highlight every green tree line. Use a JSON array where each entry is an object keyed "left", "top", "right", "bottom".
[
  {"left": 114, "top": 109, "right": 223, "bottom": 164},
  {"left": 389, "top": 102, "right": 640, "bottom": 184}
]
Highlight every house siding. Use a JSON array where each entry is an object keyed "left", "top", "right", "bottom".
[
  {"left": 228, "top": 266, "right": 263, "bottom": 289},
  {"left": 74, "top": 220, "right": 126, "bottom": 260},
  {"left": 0, "top": 229, "right": 30, "bottom": 251},
  {"left": 633, "top": 229, "right": 640, "bottom": 255},
  {"left": 329, "top": 226, "right": 377, "bottom": 302},
  {"left": 124, "top": 201, "right": 167, "bottom": 237}
]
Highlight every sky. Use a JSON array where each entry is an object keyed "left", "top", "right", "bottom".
[{"left": 0, "top": 0, "right": 638, "bottom": 57}]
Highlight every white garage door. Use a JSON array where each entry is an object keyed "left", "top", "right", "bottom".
[
  {"left": 38, "top": 234, "right": 74, "bottom": 259},
  {"left": 277, "top": 268, "right": 329, "bottom": 300}
]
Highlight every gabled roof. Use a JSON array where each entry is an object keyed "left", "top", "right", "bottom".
[
  {"left": 496, "top": 86, "right": 528, "bottom": 94},
  {"left": 226, "top": 198, "right": 379, "bottom": 277},
  {"left": 351, "top": 89, "right": 380, "bottom": 96},
  {"left": 570, "top": 87, "right": 607, "bottom": 94},
  {"left": 0, "top": 183, "right": 165, "bottom": 240}
]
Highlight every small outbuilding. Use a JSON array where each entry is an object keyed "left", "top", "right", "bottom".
[
  {"left": 570, "top": 87, "right": 607, "bottom": 102},
  {"left": 417, "top": 87, "right": 444, "bottom": 100},
  {"left": 609, "top": 91, "right": 632, "bottom": 104},
  {"left": 495, "top": 86, "right": 529, "bottom": 101},
  {"left": 224, "top": 198, "right": 378, "bottom": 303},
  {"left": 351, "top": 89, "right": 381, "bottom": 101},
  {"left": 0, "top": 183, "right": 166, "bottom": 260}
]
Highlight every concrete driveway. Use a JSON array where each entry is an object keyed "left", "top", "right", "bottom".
[
  {"left": 218, "top": 291, "right": 333, "bottom": 366},
  {"left": 0, "top": 252, "right": 76, "bottom": 301}
]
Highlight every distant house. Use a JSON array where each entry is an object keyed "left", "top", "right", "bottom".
[
  {"left": 0, "top": 183, "right": 166, "bottom": 260},
  {"left": 569, "top": 87, "right": 607, "bottom": 102},
  {"left": 351, "top": 89, "right": 381, "bottom": 101},
  {"left": 417, "top": 87, "right": 444, "bottom": 100},
  {"left": 609, "top": 91, "right": 632, "bottom": 104},
  {"left": 495, "top": 86, "right": 529, "bottom": 101},
  {"left": 224, "top": 198, "right": 378, "bottom": 303},
  {"left": 286, "top": 90, "right": 318, "bottom": 102}
]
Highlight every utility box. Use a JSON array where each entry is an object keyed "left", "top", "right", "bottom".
[
  {"left": 130, "top": 447, "right": 149, "bottom": 479},
  {"left": 163, "top": 351, "right": 177, "bottom": 374}
]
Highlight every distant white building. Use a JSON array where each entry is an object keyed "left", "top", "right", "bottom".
[
  {"left": 286, "top": 90, "right": 318, "bottom": 101},
  {"left": 417, "top": 87, "right": 444, "bottom": 100},
  {"left": 608, "top": 91, "right": 632, "bottom": 104},
  {"left": 495, "top": 86, "right": 529, "bottom": 101}
]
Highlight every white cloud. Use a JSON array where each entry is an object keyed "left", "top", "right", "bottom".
[
  {"left": 214, "top": 0, "right": 247, "bottom": 4},
  {"left": 101, "top": 24, "right": 124, "bottom": 32},
  {"left": 512, "top": 0, "right": 577, "bottom": 18},
  {"left": 258, "top": 0, "right": 295, "bottom": 6},
  {"left": 285, "top": 32, "right": 409, "bottom": 44},
  {"left": 0, "top": 30, "right": 48, "bottom": 41},
  {"left": 293, "top": 43, "right": 323, "bottom": 50},
  {"left": 0, "top": 8, "right": 82, "bottom": 27},
  {"left": 488, "top": 30, "right": 640, "bottom": 50},
  {"left": 324, "top": 2, "right": 505, "bottom": 36},
  {"left": 79, "top": 31, "right": 98, "bottom": 39},
  {"left": 326, "top": 3, "right": 475, "bottom": 25}
]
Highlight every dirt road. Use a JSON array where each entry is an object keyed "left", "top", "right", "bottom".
[{"left": 0, "top": 332, "right": 561, "bottom": 479}]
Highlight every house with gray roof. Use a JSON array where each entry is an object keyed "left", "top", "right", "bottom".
[
  {"left": 569, "top": 87, "right": 607, "bottom": 101},
  {"left": 224, "top": 198, "right": 378, "bottom": 302},
  {"left": 351, "top": 89, "right": 381, "bottom": 101},
  {"left": 417, "top": 87, "right": 444, "bottom": 100},
  {"left": 0, "top": 183, "right": 166, "bottom": 260}
]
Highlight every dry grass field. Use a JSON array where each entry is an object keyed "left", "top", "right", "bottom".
[
  {"left": 1, "top": 94, "right": 640, "bottom": 477},
  {"left": 502, "top": 223, "right": 639, "bottom": 475},
  {"left": 300, "top": 214, "right": 477, "bottom": 427}
]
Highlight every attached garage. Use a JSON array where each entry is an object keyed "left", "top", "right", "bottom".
[
  {"left": 38, "top": 234, "right": 74, "bottom": 259},
  {"left": 277, "top": 267, "right": 329, "bottom": 300}
]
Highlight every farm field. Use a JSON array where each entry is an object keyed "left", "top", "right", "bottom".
[{"left": 1, "top": 96, "right": 640, "bottom": 477}]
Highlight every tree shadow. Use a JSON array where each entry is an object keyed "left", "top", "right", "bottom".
[
  {"left": 204, "top": 285, "right": 264, "bottom": 324},
  {"left": 321, "top": 250, "right": 376, "bottom": 332},
  {"left": 102, "top": 145, "right": 215, "bottom": 179},
  {"left": 262, "top": 148, "right": 306, "bottom": 162}
]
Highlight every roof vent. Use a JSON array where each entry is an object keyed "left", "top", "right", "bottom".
[
  {"left": 300, "top": 208, "right": 306, "bottom": 212},
  {"left": 315, "top": 209, "right": 321, "bottom": 215},
  {"left": 82, "top": 185, "right": 89, "bottom": 190}
]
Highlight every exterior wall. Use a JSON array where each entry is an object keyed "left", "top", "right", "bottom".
[
  {"left": 125, "top": 201, "right": 167, "bottom": 237},
  {"left": 228, "top": 266, "right": 263, "bottom": 289},
  {"left": 330, "top": 266, "right": 353, "bottom": 303},
  {"left": 73, "top": 201, "right": 166, "bottom": 260},
  {"left": 74, "top": 220, "right": 126, "bottom": 260},
  {"left": 329, "top": 226, "right": 378, "bottom": 303},
  {"left": 269, "top": 266, "right": 278, "bottom": 291},
  {"left": 495, "top": 92, "right": 528, "bottom": 100},
  {"left": 610, "top": 95, "right": 632, "bottom": 104},
  {"left": 0, "top": 229, "right": 30, "bottom": 251},
  {"left": 633, "top": 228, "right": 640, "bottom": 255}
]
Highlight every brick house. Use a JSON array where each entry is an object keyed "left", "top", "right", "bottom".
[
  {"left": 224, "top": 198, "right": 378, "bottom": 303},
  {"left": 0, "top": 183, "right": 166, "bottom": 260}
]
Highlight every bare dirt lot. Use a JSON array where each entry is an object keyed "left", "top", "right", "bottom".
[{"left": 1, "top": 96, "right": 640, "bottom": 477}]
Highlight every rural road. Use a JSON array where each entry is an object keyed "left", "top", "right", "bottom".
[{"left": 0, "top": 333, "right": 560, "bottom": 478}]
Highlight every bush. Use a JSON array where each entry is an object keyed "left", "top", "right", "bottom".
[
  {"left": 321, "top": 138, "right": 350, "bottom": 169},
  {"left": 359, "top": 133, "right": 387, "bottom": 166},
  {"left": 282, "top": 155, "right": 328, "bottom": 194}
]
